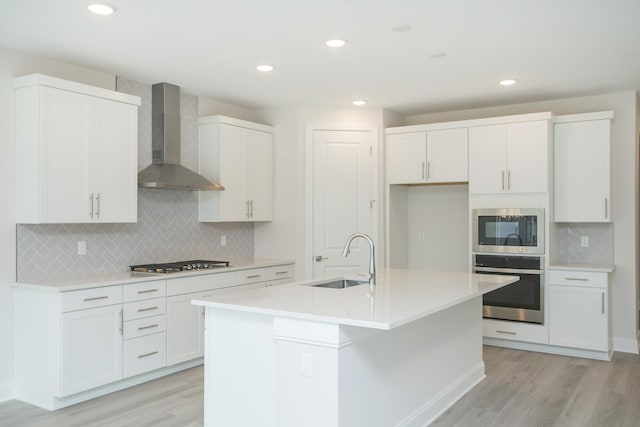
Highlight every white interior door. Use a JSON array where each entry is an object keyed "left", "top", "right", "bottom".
[{"left": 312, "top": 129, "right": 374, "bottom": 279}]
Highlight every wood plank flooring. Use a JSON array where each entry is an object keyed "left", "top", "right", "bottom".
[{"left": 1, "top": 346, "right": 639, "bottom": 426}]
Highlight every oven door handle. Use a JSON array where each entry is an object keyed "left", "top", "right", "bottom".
[{"left": 474, "top": 266, "right": 544, "bottom": 275}]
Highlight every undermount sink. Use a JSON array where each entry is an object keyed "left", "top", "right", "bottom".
[{"left": 311, "top": 279, "right": 369, "bottom": 289}]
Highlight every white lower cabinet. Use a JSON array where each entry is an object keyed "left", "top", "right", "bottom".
[
  {"left": 61, "top": 304, "right": 123, "bottom": 396},
  {"left": 123, "top": 332, "right": 167, "bottom": 378},
  {"left": 549, "top": 269, "right": 610, "bottom": 352},
  {"left": 166, "top": 291, "right": 208, "bottom": 365}
]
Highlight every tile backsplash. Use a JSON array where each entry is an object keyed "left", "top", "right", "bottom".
[
  {"left": 16, "top": 77, "right": 254, "bottom": 281},
  {"left": 553, "top": 223, "right": 614, "bottom": 265}
]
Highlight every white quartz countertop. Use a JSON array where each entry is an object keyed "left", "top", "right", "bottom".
[
  {"left": 549, "top": 263, "right": 615, "bottom": 273},
  {"left": 12, "top": 259, "right": 294, "bottom": 292},
  {"left": 192, "top": 269, "right": 517, "bottom": 330}
]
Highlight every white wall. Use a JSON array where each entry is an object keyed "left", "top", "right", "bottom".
[
  {"left": 0, "top": 46, "right": 115, "bottom": 401},
  {"left": 406, "top": 91, "right": 639, "bottom": 352},
  {"left": 253, "top": 106, "right": 385, "bottom": 281}
]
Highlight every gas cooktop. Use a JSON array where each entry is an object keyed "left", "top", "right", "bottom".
[{"left": 130, "top": 260, "right": 230, "bottom": 274}]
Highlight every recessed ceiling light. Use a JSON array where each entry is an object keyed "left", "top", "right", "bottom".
[
  {"left": 326, "top": 39, "right": 347, "bottom": 48},
  {"left": 352, "top": 100, "right": 367, "bottom": 106},
  {"left": 256, "top": 65, "right": 274, "bottom": 72},
  {"left": 392, "top": 24, "right": 411, "bottom": 33},
  {"left": 499, "top": 79, "right": 517, "bottom": 86},
  {"left": 88, "top": 3, "right": 116, "bottom": 15}
]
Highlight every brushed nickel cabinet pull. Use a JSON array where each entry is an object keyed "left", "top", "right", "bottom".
[
  {"left": 427, "top": 161, "right": 431, "bottom": 179},
  {"left": 138, "top": 324, "right": 159, "bottom": 331},
  {"left": 275, "top": 271, "right": 288, "bottom": 275},
  {"left": 138, "top": 306, "right": 159, "bottom": 312},
  {"left": 507, "top": 170, "right": 511, "bottom": 190},
  {"left": 421, "top": 161, "right": 425, "bottom": 179},
  {"left": 84, "top": 295, "right": 109, "bottom": 301},
  {"left": 565, "top": 277, "right": 589, "bottom": 282},
  {"left": 501, "top": 171, "right": 505, "bottom": 190},
  {"left": 119, "top": 309, "right": 123, "bottom": 335},
  {"left": 602, "top": 292, "right": 605, "bottom": 314},
  {"left": 137, "top": 351, "right": 159, "bottom": 359},
  {"left": 138, "top": 289, "right": 158, "bottom": 294},
  {"left": 247, "top": 274, "right": 261, "bottom": 279},
  {"left": 89, "top": 193, "right": 94, "bottom": 219},
  {"left": 605, "top": 198, "right": 608, "bottom": 219},
  {"left": 496, "top": 330, "right": 516, "bottom": 335},
  {"left": 96, "top": 193, "right": 101, "bottom": 219}
]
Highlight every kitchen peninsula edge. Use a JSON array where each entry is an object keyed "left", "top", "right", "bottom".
[{"left": 192, "top": 269, "right": 516, "bottom": 427}]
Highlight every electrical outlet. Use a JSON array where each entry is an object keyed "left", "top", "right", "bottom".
[
  {"left": 418, "top": 232, "right": 425, "bottom": 242},
  {"left": 77, "top": 241, "right": 86, "bottom": 256},
  {"left": 581, "top": 236, "right": 589, "bottom": 247},
  {"left": 301, "top": 353, "right": 313, "bottom": 377},
  {"left": 220, "top": 235, "right": 227, "bottom": 246}
]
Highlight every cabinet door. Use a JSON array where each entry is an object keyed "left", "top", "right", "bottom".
[
  {"left": 41, "top": 87, "right": 93, "bottom": 222},
  {"left": 386, "top": 132, "right": 427, "bottom": 184},
  {"left": 549, "top": 285, "right": 607, "bottom": 351},
  {"left": 246, "top": 128, "right": 273, "bottom": 221},
  {"left": 166, "top": 292, "right": 206, "bottom": 365},
  {"left": 468, "top": 125, "right": 506, "bottom": 194},
  {"left": 61, "top": 305, "right": 123, "bottom": 396},
  {"left": 426, "top": 128, "right": 468, "bottom": 183},
  {"left": 218, "top": 124, "right": 249, "bottom": 220},
  {"left": 92, "top": 98, "right": 138, "bottom": 223},
  {"left": 554, "top": 120, "right": 611, "bottom": 222},
  {"left": 506, "top": 121, "right": 549, "bottom": 193}
]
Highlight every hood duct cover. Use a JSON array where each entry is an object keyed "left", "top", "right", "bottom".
[{"left": 137, "top": 82, "right": 224, "bottom": 191}]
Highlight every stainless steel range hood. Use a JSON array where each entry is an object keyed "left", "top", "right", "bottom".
[{"left": 138, "top": 82, "right": 224, "bottom": 191}]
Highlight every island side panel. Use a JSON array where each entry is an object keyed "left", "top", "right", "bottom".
[
  {"left": 203, "top": 308, "right": 277, "bottom": 427},
  {"left": 273, "top": 297, "right": 484, "bottom": 427}
]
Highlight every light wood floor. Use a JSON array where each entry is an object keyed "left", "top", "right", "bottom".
[{"left": 1, "top": 346, "right": 639, "bottom": 426}]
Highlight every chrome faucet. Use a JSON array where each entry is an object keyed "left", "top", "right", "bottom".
[{"left": 341, "top": 233, "right": 376, "bottom": 285}]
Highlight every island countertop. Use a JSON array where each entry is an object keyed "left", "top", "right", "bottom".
[{"left": 192, "top": 269, "right": 517, "bottom": 330}]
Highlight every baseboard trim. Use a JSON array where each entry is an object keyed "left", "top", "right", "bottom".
[
  {"left": 484, "top": 338, "right": 611, "bottom": 361},
  {"left": 16, "top": 358, "right": 203, "bottom": 411},
  {"left": 396, "top": 361, "right": 486, "bottom": 427},
  {"left": 0, "top": 380, "right": 15, "bottom": 403},
  {"left": 613, "top": 336, "right": 639, "bottom": 354}
]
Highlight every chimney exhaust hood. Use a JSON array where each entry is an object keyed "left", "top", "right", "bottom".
[{"left": 138, "top": 82, "right": 224, "bottom": 191}]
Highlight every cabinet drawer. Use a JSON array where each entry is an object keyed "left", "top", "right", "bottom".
[
  {"left": 62, "top": 286, "right": 122, "bottom": 312},
  {"left": 483, "top": 319, "right": 548, "bottom": 344},
  {"left": 123, "top": 280, "right": 166, "bottom": 302},
  {"left": 123, "top": 332, "right": 166, "bottom": 378},
  {"left": 549, "top": 270, "right": 607, "bottom": 288},
  {"left": 235, "top": 268, "right": 267, "bottom": 285},
  {"left": 123, "top": 297, "right": 166, "bottom": 321},
  {"left": 123, "top": 315, "right": 166, "bottom": 340},
  {"left": 266, "top": 265, "right": 293, "bottom": 281},
  {"left": 166, "top": 272, "right": 235, "bottom": 296},
  {"left": 264, "top": 278, "right": 293, "bottom": 287}
]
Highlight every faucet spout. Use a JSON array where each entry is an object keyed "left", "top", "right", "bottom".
[{"left": 341, "top": 233, "right": 376, "bottom": 284}]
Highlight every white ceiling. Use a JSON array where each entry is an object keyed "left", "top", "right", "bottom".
[{"left": 2, "top": 0, "right": 640, "bottom": 115}]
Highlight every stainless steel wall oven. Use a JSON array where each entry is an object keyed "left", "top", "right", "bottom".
[{"left": 474, "top": 254, "right": 544, "bottom": 324}]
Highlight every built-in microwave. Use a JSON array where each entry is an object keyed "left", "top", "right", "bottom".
[{"left": 472, "top": 208, "right": 544, "bottom": 255}]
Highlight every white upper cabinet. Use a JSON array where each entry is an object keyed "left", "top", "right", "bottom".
[
  {"left": 198, "top": 115, "right": 274, "bottom": 222},
  {"left": 15, "top": 74, "right": 140, "bottom": 224},
  {"left": 469, "top": 120, "right": 549, "bottom": 194},
  {"left": 387, "top": 128, "right": 468, "bottom": 184},
  {"left": 554, "top": 112, "right": 613, "bottom": 222}
]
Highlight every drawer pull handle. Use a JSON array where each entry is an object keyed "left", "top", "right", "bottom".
[
  {"left": 496, "top": 330, "right": 517, "bottom": 335},
  {"left": 138, "top": 306, "right": 159, "bottom": 312},
  {"left": 247, "top": 274, "right": 261, "bottom": 279},
  {"left": 84, "top": 296, "right": 109, "bottom": 302},
  {"left": 565, "top": 277, "right": 589, "bottom": 282},
  {"left": 138, "top": 324, "right": 159, "bottom": 331},
  {"left": 138, "top": 289, "right": 159, "bottom": 294},
  {"left": 275, "top": 271, "right": 288, "bottom": 275},
  {"left": 137, "top": 351, "right": 159, "bottom": 359}
]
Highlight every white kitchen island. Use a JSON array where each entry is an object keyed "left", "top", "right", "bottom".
[{"left": 192, "top": 269, "right": 516, "bottom": 427}]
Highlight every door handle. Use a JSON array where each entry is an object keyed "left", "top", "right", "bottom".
[{"left": 315, "top": 256, "right": 328, "bottom": 262}]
